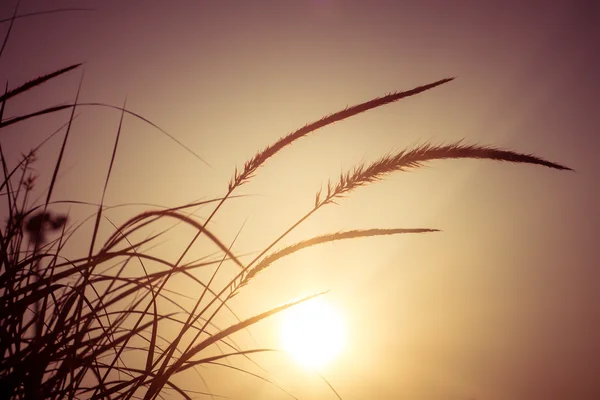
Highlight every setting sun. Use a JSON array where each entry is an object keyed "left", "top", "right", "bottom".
[{"left": 280, "top": 298, "right": 346, "bottom": 369}]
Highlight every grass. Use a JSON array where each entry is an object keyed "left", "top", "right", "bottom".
[{"left": 0, "top": 6, "right": 572, "bottom": 400}]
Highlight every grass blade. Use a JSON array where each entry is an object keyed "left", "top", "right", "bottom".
[{"left": 0, "top": 0, "right": 19, "bottom": 60}]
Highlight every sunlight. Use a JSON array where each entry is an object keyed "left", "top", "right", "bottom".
[{"left": 280, "top": 297, "right": 346, "bottom": 369}]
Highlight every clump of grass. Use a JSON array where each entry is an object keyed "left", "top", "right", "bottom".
[{"left": 0, "top": 8, "right": 571, "bottom": 400}]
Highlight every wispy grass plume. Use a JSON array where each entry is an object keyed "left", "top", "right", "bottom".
[
  {"left": 230, "top": 77, "right": 455, "bottom": 190},
  {"left": 315, "top": 140, "right": 572, "bottom": 207}
]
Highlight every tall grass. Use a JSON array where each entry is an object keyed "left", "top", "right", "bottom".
[{"left": 0, "top": 7, "right": 571, "bottom": 400}]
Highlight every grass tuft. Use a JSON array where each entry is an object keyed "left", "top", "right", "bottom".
[{"left": 0, "top": 16, "right": 570, "bottom": 398}]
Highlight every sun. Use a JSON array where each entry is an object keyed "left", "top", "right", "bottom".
[{"left": 280, "top": 297, "right": 346, "bottom": 369}]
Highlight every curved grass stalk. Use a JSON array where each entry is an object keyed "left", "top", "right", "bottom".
[{"left": 237, "top": 228, "right": 439, "bottom": 290}]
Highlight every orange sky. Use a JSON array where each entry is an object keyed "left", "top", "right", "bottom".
[{"left": 1, "top": 1, "right": 599, "bottom": 399}]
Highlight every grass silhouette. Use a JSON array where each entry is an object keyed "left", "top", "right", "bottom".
[{"left": 0, "top": 7, "right": 571, "bottom": 400}]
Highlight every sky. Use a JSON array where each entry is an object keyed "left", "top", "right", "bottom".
[{"left": 1, "top": 1, "right": 599, "bottom": 399}]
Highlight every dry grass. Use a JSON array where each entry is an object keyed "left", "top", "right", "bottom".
[{"left": 0, "top": 7, "right": 571, "bottom": 400}]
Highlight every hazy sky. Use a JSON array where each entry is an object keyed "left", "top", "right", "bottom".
[{"left": 1, "top": 1, "right": 599, "bottom": 399}]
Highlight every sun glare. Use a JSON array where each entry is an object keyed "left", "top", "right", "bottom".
[{"left": 280, "top": 298, "right": 346, "bottom": 369}]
